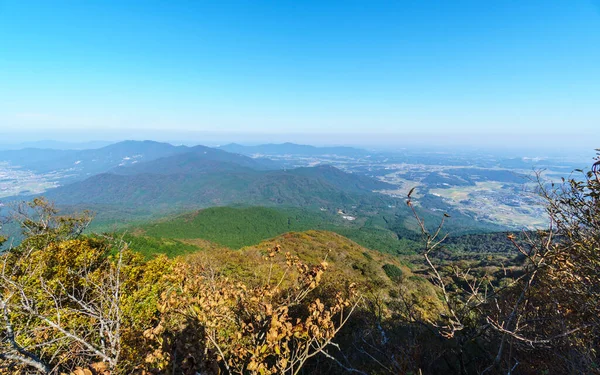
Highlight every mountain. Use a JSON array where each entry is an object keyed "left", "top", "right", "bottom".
[
  {"left": 32, "top": 151, "right": 504, "bottom": 248},
  {"left": 119, "top": 228, "right": 440, "bottom": 313},
  {"left": 218, "top": 142, "right": 370, "bottom": 157},
  {"left": 41, "top": 165, "right": 387, "bottom": 209},
  {"left": 128, "top": 227, "right": 426, "bottom": 297},
  {"left": 112, "top": 154, "right": 251, "bottom": 176},
  {"left": 168, "top": 230, "right": 442, "bottom": 316},
  {"left": 287, "top": 165, "right": 393, "bottom": 193},
  {"left": 111, "top": 148, "right": 276, "bottom": 175},
  {"left": 26, "top": 152, "right": 398, "bottom": 232},
  {"left": 0, "top": 140, "right": 280, "bottom": 183},
  {"left": 131, "top": 206, "right": 419, "bottom": 254},
  {"left": 234, "top": 231, "right": 418, "bottom": 291},
  {"left": 0, "top": 140, "right": 184, "bottom": 175},
  {"left": 136, "top": 206, "right": 346, "bottom": 249}
]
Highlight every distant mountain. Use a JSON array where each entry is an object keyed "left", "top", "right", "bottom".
[
  {"left": 0, "top": 140, "right": 280, "bottom": 182},
  {"left": 218, "top": 142, "right": 370, "bottom": 157},
  {"left": 42, "top": 169, "right": 379, "bottom": 209},
  {"left": 112, "top": 155, "right": 251, "bottom": 176},
  {"left": 111, "top": 148, "right": 276, "bottom": 175},
  {"left": 37, "top": 159, "right": 394, "bottom": 214},
  {"left": 0, "top": 140, "right": 184, "bottom": 174},
  {"left": 287, "top": 165, "right": 394, "bottom": 193}
]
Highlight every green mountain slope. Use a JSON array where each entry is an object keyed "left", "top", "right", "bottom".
[
  {"left": 43, "top": 170, "right": 365, "bottom": 208},
  {"left": 217, "top": 230, "right": 411, "bottom": 291},
  {"left": 40, "top": 161, "right": 395, "bottom": 214},
  {"left": 139, "top": 206, "right": 339, "bottom": 248},
  {"left": 175, "top": 230, "right": 442, "bottom": 315},
  {"left": 133, "top": 206, "right": 420, "bottom": 254},
  {"left": 131, "top": 203, "right": 511, "bottom": 256},
  {"left": 287, "top": 165, "right": 394, "bottom": 193},
  {"left": 121, "top": 228, "right": 440, "bottom": 314}
]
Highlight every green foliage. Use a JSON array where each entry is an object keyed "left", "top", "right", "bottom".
[
  {"left": 140, "top": 206, "right": 332, "bottom": 249},
  {"left": 382, "top": 263, "right": 404, "bottom": 281},
  {"left": 129, "top": 204, "right": 517, "bottom": 260},
  {"left": 444, "top": 231, "right": 528, "bottom": 254},
  {"left": 119, "top": 233, "right": 198, "bottom": 258},
  {"left": 0, "top": 214, "right": 175, "bottom": 374},
  {"left": 135, "top": 206, "right": 422, "bottom": 255},
  {"left": 0, "top": 202, "right": 366, "bottom": 375},
  {"left": 44, "top": 162, "right": 396, "bottom": 212}
]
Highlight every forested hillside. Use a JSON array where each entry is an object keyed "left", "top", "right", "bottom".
[{"left": 1, "top": 157, "right": 598, "bottom": 374}]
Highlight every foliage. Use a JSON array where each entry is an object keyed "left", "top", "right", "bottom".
[
  {"left": 0, "top": 198, "right": 173, "bottom": 374},
  {"left": 146, "top": 246, "right": 360, "bottom": 375},
  {"left": 443, "top": 231, "right": 529, "bottom": 254},
  {"left": 2, "top": 152, "right": 599, "bottom": 375},
  {"left": 140, "top": 206, "right": 333, "bottom": 249},
  {"left": 136, "top": 205, "right": 423, "bottom": 254},
  {"left": 382, "top": 263, "right": 404, "bottom": 281},
  {"left": 118, "top": 233, "right": 198, "bottom": 258},
  {"left": 0, "top": 201, "right": 361, "bottom": 375},
  {"left": 482, "top": 160, "right": 600, "bottom": 373},
  {"left": 392, "top": 155, "right": 600, "bottom": 374}
]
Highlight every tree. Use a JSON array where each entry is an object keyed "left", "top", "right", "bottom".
[
  {"left": 0, "top": 199, "right": 359, "bottom": 374},
  {"left": 145, "top": 245, "right": 361, "bottom": 375},
  {"left": 483, "top": 155, "right": 600, "bottom": 373},
  {"left": 404, "top": 152, "right": 600, "bottom": 374},
  {"left": 0, "top": 198, "right": 173, "bottom": 374}
]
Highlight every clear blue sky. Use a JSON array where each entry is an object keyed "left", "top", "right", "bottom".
[{"left": 0, "top": 0, "right": 599, "bottom": 147}]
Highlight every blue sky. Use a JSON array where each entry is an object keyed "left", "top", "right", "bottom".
[{"left": 0, "top": 0, "right": 599, "bottom": 147}]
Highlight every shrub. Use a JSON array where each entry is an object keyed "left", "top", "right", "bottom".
[{"left": 382, "top": 263, "right": 404, "bottom": 281}]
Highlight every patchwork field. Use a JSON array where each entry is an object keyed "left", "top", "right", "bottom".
[
  {"left": 430, "top": 182, "right": 547, "bottom": 228},
  {"left": 0, "top": 163, "right": 60, "bottom": 198}
]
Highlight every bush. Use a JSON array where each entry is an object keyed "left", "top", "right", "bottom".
[{"left": 382, "top": 263, "right": 404, "bottom": 281}]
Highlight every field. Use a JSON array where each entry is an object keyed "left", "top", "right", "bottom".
[
  {"left": 0, "top": 163, "right": 60, "bottom": 198},
  {"left": 429, "top": 181, "right": 547, "bottom": 228}
]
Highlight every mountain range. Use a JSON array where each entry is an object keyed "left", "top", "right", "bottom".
[
  {"left": 218, "top": 142, "right": 370, "bottom": 157},
  {"left": 3, "top": 140, "right": 509, "bottom": 246},
  {"left": 0, "top": 140, "right": 279, "bottom": 183},
  {"left": 42, "top": 158, "right": 394, "bottom": 209},
  {"left": 2, "top": 141, "right": 393, "bottom": 222}
]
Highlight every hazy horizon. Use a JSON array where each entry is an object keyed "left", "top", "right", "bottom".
[
  {"left": 0, "top": 130, "right": 596, "bottom": 161},
  {"left": 2, "top": 1, "right": 599, "bottom": 149}
]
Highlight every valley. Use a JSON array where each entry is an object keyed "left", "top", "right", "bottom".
[
  {"left": 216, "top": 143, "right": 587, "bottom": 229},
  {"left": 0, "top": 141, "right": 585, "bottom": 231},
  {"left": 0, "top": 162, "right": 61, "bottom": 198},
  {"left": 0, "top": 142, "right": 594, "bottom": 375}
]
